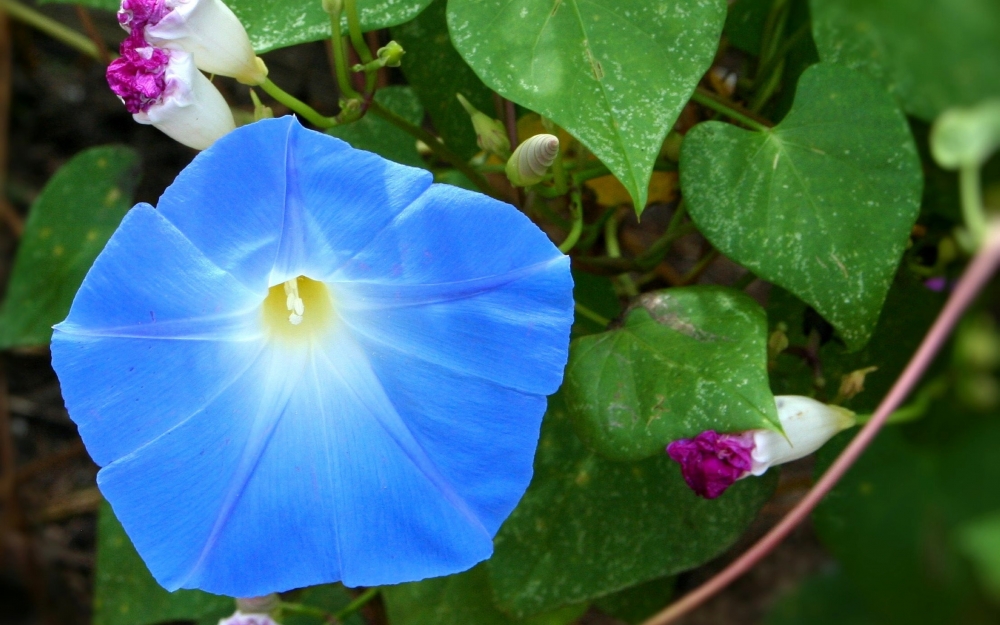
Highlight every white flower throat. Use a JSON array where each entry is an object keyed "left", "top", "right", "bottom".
[{"left": 283, "top": 278, "right": 305, "bottom": 325}]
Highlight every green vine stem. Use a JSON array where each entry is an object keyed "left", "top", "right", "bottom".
[
  {"left": 326, "top": 3, "right": 361, "bottom": 101},
  {"left": 367, "top": 99, "right": 496, "bottom": 197},
  {"left": 558, "top": 188, "right": 583, "bottom": 253},
  {"left": 575, "top": 302, "right": 610, "bottom": 327},
  {"left": 342, "top": 0, "right": 376, "bottom": 95},
  {"left": 0, "top": 0, "right": 109, "bottom": 62},
  {"left": 604, "top": 213, "right": 639, "bottom": 297},
  {"left": 960, "top": 164, "right": 988, "bottom": 247},
  {"left": 259, "top": 79, "right": 339, "bottom": 129},
  {"left": 691, "top": 88, "right": 772, "bottom": 132},
  {"left": 334, "top": 587, "right": 380, "bottom": 621}
]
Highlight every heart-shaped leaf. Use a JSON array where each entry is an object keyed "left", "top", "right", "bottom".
[
  {"left": 488, "top": 391, "right": 777, "bottom": 617},
  {"left": 566, "top": 286, "right": 779, "bottom": 462},
  {"left": 680, "top": 63, "right": 922, "bottom": 350},
  {"left": 447, "top": 0, "right": 726, "bottom": 213},
  {"left": 0, "top": 146, "right": 139, "bottom": 348},
  {"left": 810, "top": 0, "right": 1000, "bottom": 121}
]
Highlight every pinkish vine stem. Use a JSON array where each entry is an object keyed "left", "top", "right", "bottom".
[{"left": 641, "top": 222, "right": 1000, "bottom": 625}]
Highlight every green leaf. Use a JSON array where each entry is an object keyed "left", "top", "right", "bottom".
[
  {"left": 566, "top": 286, "right": 779, "bottom": 461},
  {"left": 391, "top": 0, "right": 494, "bottom": 160},
  {"left": 809, "top": 0, "right": 1000, "bottom": 121},
  {"left": 767, "top": 271, "right": 945, "bottom": 413},
  {"left": 488, "top": 391, "right": 777, "bottom": 617},
  {"left": 764, "top": 570, "right": 879, "bottom": 625},
  {"left": 593, "top": 575, "right": 675, "bottom": 625},
  {"left": 39, "top": 0, "right": 432, "bottom": 53},
  {"left": 681, "top": 63, "right": 922, "bottom": 350},
  {"left": 93, "top": 501, "right": 232, "bottom": 625},
  {"left": 328, "top": 87, "right": 425, "bottom": 168},
  {"left": 0, "top": 146, "right": 139, "bottom": 348},
  {"left": 383, "top": 564, "right": 586, "bottom": 625},
  {"left": 447, "top": 0, "right": 727, "bottom": 212}
]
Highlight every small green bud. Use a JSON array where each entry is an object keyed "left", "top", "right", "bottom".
[
  {"left": 456, "top": 93, "right": 510, "bottom": 158},
  {"left": 377, "top": 41, "right": 405, "bottom": 68},
  {"left": 249, "top": 90, "right": 273, "bottom": 121},
  {"left": 321, "top": 0, "right": 343, "bottom": 15},
  {"left": 931, "top": 99, "right": 1000, "bottom": 169},
  {"left": 506, "top": 134, "right": 559, "bottom": 187}
]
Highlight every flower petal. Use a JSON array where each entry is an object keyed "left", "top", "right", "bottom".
[
  {"left": 52, "top": 205, "right": 266, "bottom": 465},
  {"left": 269, "top": 120, "right": 433, "bottom": 282},
  {"left": 331, "top": 184, "right": 574, "bottom": 394},
  {"left": 98, "top": 328, "right": 499, "bottom": 595},
  {"left": 155, "top": 117, "right": 432, "bottom": 291}
]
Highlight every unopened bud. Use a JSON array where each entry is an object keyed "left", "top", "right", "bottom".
[
  {"left": 249, "top": 89, "right": 273, "bottom": 121},
  {"left": 931, "top": 99, "right": 1000, "bottom": 169},
  {"left": 456, "top": 93, "right": 509, "bottom": 158},
  {"left": 142, "top": 0, "right": 268, "bottom": 85},
  {"left": 108, "top": 37, "right": 235, "bottom": 150},
  {"left": 836, "top": 366, "right": 878, "bottom": 403},
  {"left": 506, "top": 133, "right": 559, "bottom": 187},
  {"left": 750, "top": 396, "right": 856, "bottom": 474},
  {"left": 377, "top": 40, "right": 405, "bottom": 67},
  {"left": 666, "top": 395, "right": 855, "bottom": 499}
]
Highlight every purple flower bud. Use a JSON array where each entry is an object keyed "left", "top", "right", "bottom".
[
  {"left": 666, "top": 430, "right": 754, "bottom": 499},
  {"left": 106, "top": 34, "right": 171, "bottom": 114},
  {"left": 106, "top": 33, "right": 235, "bottom": 149},
  {"left": 117, "top": 0, "right": 168, "bottom": 33}
]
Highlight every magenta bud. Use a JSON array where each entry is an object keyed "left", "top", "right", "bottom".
[{"left": 666, "top": 430, "right": 754, "bottom": 499}]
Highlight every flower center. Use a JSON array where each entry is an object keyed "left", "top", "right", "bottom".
[{"left": 262, "top": 276, "right": 335, "bottom": 342}]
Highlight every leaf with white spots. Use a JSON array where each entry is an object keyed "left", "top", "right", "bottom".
[
  {"left": 446, "top": 0, "right": 726, "bottom": 213},
  {"left": 488, "top": 390, "right": 777, "bottom": 617},
  {"left": 40, "top": 0, "right": 433, "bottom": 53},
  {"left": 680, "top": 63, "right": 922, "bottom": 350},
  {"left": 565, "top": 286, "right": 780, "bottom": 462},
  {"left": 0, "top": 146, "right": 139, "bottom": 348}
]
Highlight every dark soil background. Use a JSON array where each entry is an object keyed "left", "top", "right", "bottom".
[{"left": 0, "top": 5, "right": 830, "bottom": 624}]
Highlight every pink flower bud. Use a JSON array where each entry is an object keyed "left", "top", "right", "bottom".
[
  {"left": 143, "top": 0, "right": 267, "bottom": 85},
  {"left": 107, "top": 35, "right": 235, "bottom": 149},
  {"left": 667, "top": 396, "right": 856, "bottom": 499},
  {"left": 666, "top": 430, "right": 754, "bottom": 499}
]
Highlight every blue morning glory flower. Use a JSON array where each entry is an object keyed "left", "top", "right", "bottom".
[{"left": 51, "top": 117, "right": 573, "bottom": 596}]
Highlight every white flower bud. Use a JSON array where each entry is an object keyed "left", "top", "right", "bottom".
[
  {"left": 133, "top": 50, "right": 236, "bottom": 150},
  {"left": 748, "top": 395, "right": 856, "bottom": 475},
  {"left": 506, "top": 134, "right": 559, "bottom": 187},
  {"left": 144, "top": 0, "right": 267, "bottom": 85}
]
